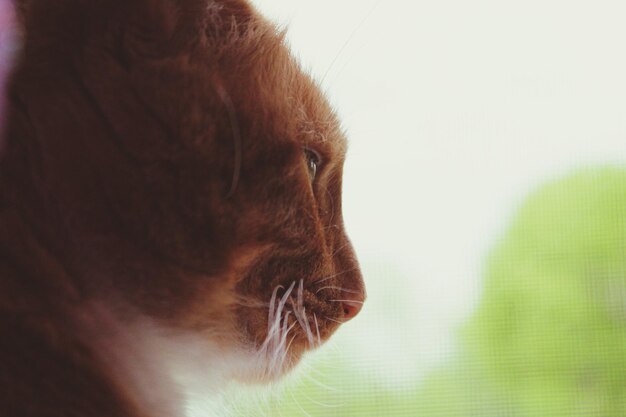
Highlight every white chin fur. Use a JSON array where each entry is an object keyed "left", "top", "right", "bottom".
[{"left": 80, "top": 303, "right": 280, "bottom": 417}]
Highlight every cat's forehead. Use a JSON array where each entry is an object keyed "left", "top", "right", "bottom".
[
  {"left": 296, "top": 110, "right": 347, "bottom": 156},
  {"left": 216, "top": 28, "right": 348, "bottom": 155},
  {"left": 275, "top": 97, "right": 347, "bottom": 160}
]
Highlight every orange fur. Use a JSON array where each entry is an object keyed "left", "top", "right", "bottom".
[{"left": 0, "top": 1, "right": 365, "bottom": 415}]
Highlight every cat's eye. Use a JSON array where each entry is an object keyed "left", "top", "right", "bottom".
[{"left": 304, "top": 148, "right": 321, "bottom": 181}]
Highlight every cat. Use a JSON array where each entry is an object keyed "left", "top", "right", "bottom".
[{"left": 0, "top": 0, "right": 366, "bottom": 416}]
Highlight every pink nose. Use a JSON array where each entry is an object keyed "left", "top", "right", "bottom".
[{"left": 341, "top": 300, "right": 363, "bottom": 321}]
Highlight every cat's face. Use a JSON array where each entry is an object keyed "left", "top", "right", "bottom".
[
  {"left": 169, "top": 2, "right": 366, "bottom": 381},
  {"left": 8, "top": 0, "right": 365, "bottom": 382}
]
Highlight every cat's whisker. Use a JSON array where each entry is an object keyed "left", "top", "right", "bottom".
[
  {"left": 268, "top": 288, "right": 279, "bottom": 320},
  {"left": 271, "top": 306, "right": 288, "bottom": 351},
  {"left": 290, "top": 295, "right": 315, "bottom": 347},
  {"left": 278, "top": 334, "right": 297, "bottom": 375},
  {"left": 297, "top": 279, "right": 304, "bottom": 313},
  {"left": 298, "top": 360, "right": 332, "bottom": 379},
  {"left": 290, "top": 296, "right": 307, "bottom": 337},
  {"left": 260, "top": 318, "right": 280, "bottom": 353},
  {"left": 260, "top": 322, "right": 275, "bottom": 353},
  {"left": 301, "top": 307, "right": 315, "bottom": 347},
  {"left": 278, "top": 314, "right": 295, "bottom": 351},
  {"left": 324, "top": 0, "right": 382, "bottom": 89},
  {"left": 261, "top": 284, "right": 285, "bottom": 353},
  {"left": 324, "top": 316, "right": 347, "bottom": 325},
  {"left": 271, "top": 280, "right": 295, "bottom": 344},
  {"left": 268, "top": 313, "right": 295, "bottom": 376},
  {"left": 276, "top": 325, "right": 296, "bottom": 373},
  {"left": 314, "top": 276, "right": 331, "bottom": 285},
  {"left": 329, "top": 299, "right": 364, "bottom": 305},
  {"left": 320, "top": 0, "right": 380, "bottom": 86},
  {"left": 299, "top": 390, "right": 344, "bottom": 409},
  {"left": 315, "top": 285, "right": 360, "bottom": 295},
  {"left": 268, "top": 284, "right": 283, "bottom": 328},
  {"left": 278, "top": 281, "right": 296, "bottom": 312},
  {"left": 289, "top": 389, "right": 314, "bottom": 417},
  {"left": 330, "top": 241, "right": 351, "bottom": 258},
  {"left": 301, "top": 372, "right": 340, "bottom": 392},
  {"left": 313, "top": 267, "right": 359, "bottom": 285},
  {"left": 285, "top": 334, "right": 297, "bottom": 358},
  {"left": 313, "top": 313, "right": 321, "bottom": 347},
  {"left": 260, "top": 281, "right": 299, "bottom": 378}
]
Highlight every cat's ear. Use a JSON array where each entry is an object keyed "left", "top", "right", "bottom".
[
  {"left": 203, "top": 0, "right": 258, "bottom": 42},
  {"left": 122, "top": 0, "right": 257, "bottom": 57},
  {"left": 206, "top": 0, "right": 256, "bottom": 25}
]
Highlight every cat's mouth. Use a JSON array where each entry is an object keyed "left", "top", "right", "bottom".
[
  {"left": 232, "top": 246, "right": 364, "bottom": 383},
  {"left": 233, "top": 278, "right": 347, "bottom": 382},
  {"left": 260, "top": 279, "right": 340, "bottom": 350}
]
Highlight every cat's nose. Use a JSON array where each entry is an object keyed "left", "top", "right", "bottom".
[{"left": 341, "top": 298, "right": 364, "bottom": 321}]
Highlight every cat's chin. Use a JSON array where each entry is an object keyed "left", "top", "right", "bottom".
[
  {"left": 232, "top": 353, "right": 303, "bottom": 385},
  {"left": 266, "top": 348, "right": 308, "bottom": 381}
]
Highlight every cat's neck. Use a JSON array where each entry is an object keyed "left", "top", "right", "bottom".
[{"left": 79, "top": 302, "right": 252, "bottom": 417}]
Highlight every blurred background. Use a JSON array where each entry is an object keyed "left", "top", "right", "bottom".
[{"left": 2, "top": 0, "right": 626, "bottom": 415}]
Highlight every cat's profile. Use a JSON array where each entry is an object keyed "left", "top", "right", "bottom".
[{"left": 0, "top": 0, "right": 365, "bottom": 416}]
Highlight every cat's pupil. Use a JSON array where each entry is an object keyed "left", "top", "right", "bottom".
[{"left": 304, "top": 149, "right": 319, "bottom": 180}]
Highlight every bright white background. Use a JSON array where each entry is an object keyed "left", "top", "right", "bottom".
[{"left": 247, "top": 0, "right": 626, "bottom": 390}]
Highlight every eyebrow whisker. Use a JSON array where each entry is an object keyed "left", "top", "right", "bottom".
[
  {"left": 329, "top": 299, "right": 364, "bottom": 305},
  {"left": 313, "top": 267, "right": 359, "bottom": 285},
  {"left": 315, "top": 285, "right": 360, "bottom": 295}
]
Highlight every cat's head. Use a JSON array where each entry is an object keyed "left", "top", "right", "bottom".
[{"left": 6, "top": 0, "right": 365, "bottom": 382}]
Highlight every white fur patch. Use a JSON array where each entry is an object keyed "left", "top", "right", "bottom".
[{"left": 79, "top": 303, "right": 258, "bottom": 417}]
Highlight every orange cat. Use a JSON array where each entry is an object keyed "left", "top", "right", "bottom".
[{"left": 0, "top": 0, "right": 365, "bottom": 416}]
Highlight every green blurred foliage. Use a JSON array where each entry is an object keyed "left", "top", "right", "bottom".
[
  {"left": 461, "top": 167, "right": 626, "bottom": 416},
  {"left": 229, "top": 167, "right": 626, "bottom": 416},
  {"left": 417, "top": 167, "right": 626, "bottom": 417}
]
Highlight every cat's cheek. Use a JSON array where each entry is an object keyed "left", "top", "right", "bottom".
[
  {"left": 177, "top": 244, "right": 270, "bottom": 328},
  {"left": 227, "top": 303, "right": 311, "bottom": 382},
  {"left": 230, "top": 344, "right": 305, "bottom": 385}
]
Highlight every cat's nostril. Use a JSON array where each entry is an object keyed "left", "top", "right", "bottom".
[{"left": 341, "top": 300, "right": 363, "bottom": 321}]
